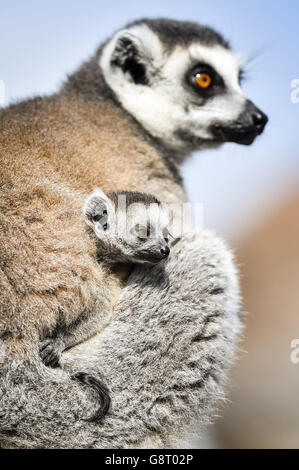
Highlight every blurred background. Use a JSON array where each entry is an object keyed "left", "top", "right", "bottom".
[{"left": 1, "top": 0, "right": 299, "bottom": 449}]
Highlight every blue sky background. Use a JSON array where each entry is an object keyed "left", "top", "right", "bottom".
[{"left": 1, "top": 0, "right": 299, "bottom": 240}]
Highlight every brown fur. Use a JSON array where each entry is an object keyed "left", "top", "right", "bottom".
[{"left": 0, "top": 95, "right": 185, "bottom": 359}]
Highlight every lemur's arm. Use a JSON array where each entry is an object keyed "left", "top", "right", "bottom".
[
  {"left": 0, "top": 231, "right": 242, "bottom": 449},
  {"left": 40, "top": 300, "right": 111, "bottom": 368}
]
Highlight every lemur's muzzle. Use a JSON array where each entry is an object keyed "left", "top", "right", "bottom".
[{"left": 211, "top": 100, "right": 268, "bottom": 145}]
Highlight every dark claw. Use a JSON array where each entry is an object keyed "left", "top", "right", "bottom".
[
  {"left": 39, "top": 339, "right": 52, "bottom": 353},
  {"left": 40, "top": 340, "right": 61, "bottom": 368}
]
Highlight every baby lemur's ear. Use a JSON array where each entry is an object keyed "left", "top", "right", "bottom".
[{"left": 83, "top": 188, "right": 114, "bottom": 231}]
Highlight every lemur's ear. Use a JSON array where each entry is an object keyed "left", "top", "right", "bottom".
[
  {"left": 108, "top": 26, "right": 162, "bottom": 85},
  {"left": 83, "top": 188, "right": 113, "bottom": 231}
]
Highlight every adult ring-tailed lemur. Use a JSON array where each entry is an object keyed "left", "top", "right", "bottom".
[{"left": 0, "top": 18, "right": 267, "bottom": 449}]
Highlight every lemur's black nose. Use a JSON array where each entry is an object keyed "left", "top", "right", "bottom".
[
  {"left": 243, "top": 100, "right": 268, "bottom": 136},
  {"left": 252, "top": 109, "right": 268, "bottom": 135},
  {"left": 211, "top": 100, "right": 268, "bottom": 146},
  {"left": 160, "top": 246, "right": 170, "bottom": 258}
]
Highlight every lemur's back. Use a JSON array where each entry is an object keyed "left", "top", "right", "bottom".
[{"left": 0, "top": 95, "right": 181, "bottom": 353}]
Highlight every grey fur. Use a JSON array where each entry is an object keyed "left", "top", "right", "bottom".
[
  {"left": 126, "top": 18, "right": 230, "bottom": 50},
  {"left": 0, "top": 231, "right": 242, "bottom": 448},
  {"left": 40, "top": 189, "right": 170, "bottom": 368},
  {"left": 0, "top": 18, "right": 250, "bottom": 449}
]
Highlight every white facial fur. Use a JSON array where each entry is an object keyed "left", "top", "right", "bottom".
[{"left": 100, "top": 23, "right": 246, "bottom": 155}]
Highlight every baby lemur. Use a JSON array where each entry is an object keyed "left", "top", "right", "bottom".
[{"left": 40, "top": 189, "right": 170, "bottom": 370}]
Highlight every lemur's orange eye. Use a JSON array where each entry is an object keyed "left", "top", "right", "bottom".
[{"left": 195, "top": 73, "right": 212, "bottom": 88}]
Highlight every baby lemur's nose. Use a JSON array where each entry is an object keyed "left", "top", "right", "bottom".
[{"left": 160, "top": 246, "right": 170, "bottom": 258}]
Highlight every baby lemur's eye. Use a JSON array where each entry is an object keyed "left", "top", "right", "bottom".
[
  {"left": 134, "top": 223, "right": 152, "bottom": 239},
  {"left": 135, "top": 224, "right": 147, "bottom": 239},
  {"left": 102, "top": 222, "right": 108, "bottom": 231}
]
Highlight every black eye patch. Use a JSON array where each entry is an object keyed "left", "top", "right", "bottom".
[{"left": 187, "top": 63, "right": 225, "bottom": 98}]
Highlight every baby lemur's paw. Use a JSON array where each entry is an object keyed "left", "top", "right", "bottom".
[{"left": 40, "top": 338, "right": 64, "bottom": 368}]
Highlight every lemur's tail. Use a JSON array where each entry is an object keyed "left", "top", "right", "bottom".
[
  {"left": 0, "top": 343, "right": 111, "bottom": 444},
  {"left": 73, "top": 372, "right": 111, "bottom": 422}
]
